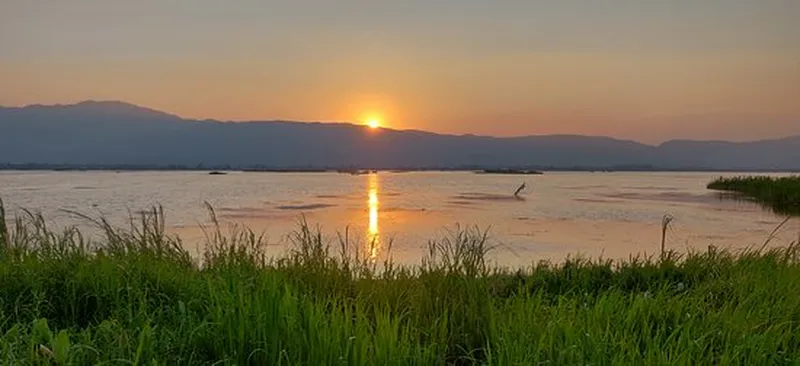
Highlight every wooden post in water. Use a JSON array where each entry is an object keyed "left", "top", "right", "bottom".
[{"left": 661, "top": 214, "right": 674, "bottom": 260}]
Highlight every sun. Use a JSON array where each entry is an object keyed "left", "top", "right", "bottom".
[{"left": 367, "top": 118, "right": 381, "bottom": 129}]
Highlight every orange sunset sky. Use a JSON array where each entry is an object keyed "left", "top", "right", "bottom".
[{"left": 1, "top": 1, "right": 799, "bottom": 143}]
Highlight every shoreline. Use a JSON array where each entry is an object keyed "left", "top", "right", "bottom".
[{"left": 1, "top": 206, "right": 798, "bottom": 364}]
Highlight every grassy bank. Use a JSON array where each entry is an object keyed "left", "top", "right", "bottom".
[
  {"left": 708, "top": 175, "right": 800, "bottom": 215},
  {"left": 1, "top": 202, "right": 799, "bottom": 364}
]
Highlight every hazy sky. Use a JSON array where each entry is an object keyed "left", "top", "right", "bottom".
[{"left": 1, "top": 0, "right": 799, "bottom": 143}]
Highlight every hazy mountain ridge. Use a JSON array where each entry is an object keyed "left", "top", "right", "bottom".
[{"left": 1, "top": 101, "right": 798, "bottom": 170}]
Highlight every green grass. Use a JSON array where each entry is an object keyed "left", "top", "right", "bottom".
[
  {"left": 1, "top": 200, "right": 799, "bottom": 365},
  {"left": 708, "top": 175, "right": 800, "bottom": 215}
]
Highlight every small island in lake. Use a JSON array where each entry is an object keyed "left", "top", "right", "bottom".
[
  {"left": 708, "top": 175, "right": 800, "bottom": 215},
  {"left": 476, "top": 169, "right": 544, "bottom": 175},
  {"left": 241, "top": 168, "right": 329, "bottom": 173}
]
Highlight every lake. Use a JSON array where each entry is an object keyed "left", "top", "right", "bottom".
[{"left": 1, "top": 171, "right": 797, "bottom": 267}]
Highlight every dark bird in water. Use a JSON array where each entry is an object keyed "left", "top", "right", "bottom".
[{"left": 514, "top": 182, "right": 527, "bottom": 197}]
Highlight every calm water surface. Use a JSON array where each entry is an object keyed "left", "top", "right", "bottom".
[{"left": 1, "top": 171, "right": 797, "bottom": 267}]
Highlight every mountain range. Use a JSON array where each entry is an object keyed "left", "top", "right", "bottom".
[{"left": 1, "top": 101, "right": 798, "bottom": 171}]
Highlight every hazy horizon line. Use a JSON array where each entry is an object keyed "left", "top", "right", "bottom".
[{"left": 2, "top": 99, "right": 798, "bottom": 146}]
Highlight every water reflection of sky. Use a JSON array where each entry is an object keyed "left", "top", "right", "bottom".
[
  {"left": 367, "top": 173, "right": 380, "bottom": 259},
  {"left": 1, "top": 171, "right": 797, "bottom": 267}
]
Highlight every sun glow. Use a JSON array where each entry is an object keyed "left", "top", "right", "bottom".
[{"left": 367, "top": 118, "right": 381, "bottom": 129}]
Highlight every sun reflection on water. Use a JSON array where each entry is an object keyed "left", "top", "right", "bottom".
[{"left": 367, "top": 173, "right": 380, "bottom": 259}]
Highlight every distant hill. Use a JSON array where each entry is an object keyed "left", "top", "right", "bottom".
[{"left": 1, "top": 101, "right": 798, "bottom": 171}]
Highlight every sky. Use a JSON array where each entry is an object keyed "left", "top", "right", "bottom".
[{"left": 1, "top": 0, "right": 799, "bottom": 143}]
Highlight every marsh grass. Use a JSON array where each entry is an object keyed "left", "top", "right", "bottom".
[
  {"left": 708, "top": 175, "right": 800, "bottom": 215},
  {"left": 1, "top": 201, "right": 799, "bottom": 364}
]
